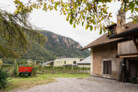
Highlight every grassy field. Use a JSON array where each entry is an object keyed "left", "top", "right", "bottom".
[
  {"left": 0, "top": 73, "right": 89, "bottom": 92},
  {"left": 37, "top": 66, "right": 90, "bottom": 74}
]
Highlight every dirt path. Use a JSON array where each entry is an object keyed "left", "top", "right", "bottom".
[{"left": 9, "top": 77, "right": 138, "bottom": 92}]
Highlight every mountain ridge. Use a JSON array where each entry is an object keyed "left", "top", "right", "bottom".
[{"left": 21, "top": 30, "right": 90, "bottom": 61}]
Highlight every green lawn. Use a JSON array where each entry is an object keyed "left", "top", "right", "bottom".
[{"left": 0, "top": 74, "right": 89, "bottom": 92}]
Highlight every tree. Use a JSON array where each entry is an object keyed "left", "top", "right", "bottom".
[
  {"left": 0, "top": 0, "right": 137, "bottom": 57},
  {"left": 0, "top": 59, "right": 3, "bottom": 67},
  {"left": 13, "top": 0, "right": 138, "bottom": 34},
  {"left": 0, "top": 9, "right": 47, "bottom": 58}
]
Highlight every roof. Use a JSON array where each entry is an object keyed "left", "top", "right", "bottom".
[
  {"left": 82, "top": 33, "right": 122, "bottom": 50},
  {"left": 109, "top": 22, "right": 138, "bottom": 38},
  {"left": 77, "top": 56, "right": 91, "bottom": 65},
  {"left": 125, "top": 22, "right": 138, "bottom": 31},
  {"left": 82, "top": 22, "right": 138, "bottom": 50},
  {"left": 42, "top": 61, "right": 53, "bottom": 66},
  {"left": 106, "top": 23, "right": 117, "bottom": 29},
  {"left": 55, "top": 58, "right": 81, "bottom": 61},
  {"left": 106, "top": 22, "right": 138, "bottom": 31}
]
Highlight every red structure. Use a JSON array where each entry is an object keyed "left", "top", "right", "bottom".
[{"left": 19, "top": 67, "right": 33, "bottom": 76}]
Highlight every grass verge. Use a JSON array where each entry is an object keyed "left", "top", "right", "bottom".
[{"left": 0, "top": 73, "right": 89, "bottom": 92}]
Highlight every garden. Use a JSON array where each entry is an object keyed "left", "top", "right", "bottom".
[{"left": 0, "top": 59, "right": 89, "bottom": 91}]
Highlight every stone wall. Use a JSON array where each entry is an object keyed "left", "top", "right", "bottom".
[{"left": 91, "top": 42, "right": 123, "bottom": 79}]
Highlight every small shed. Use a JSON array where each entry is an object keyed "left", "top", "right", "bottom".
[
  {"left": 77, "top": 56, "right": 91, "bottom": 68},
  {"left": 42, "top": 61, "right": 53, "bottom": 66}
]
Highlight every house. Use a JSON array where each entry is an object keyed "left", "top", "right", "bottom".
[
  {"left": 42, "top": 61, "right": 53, "bottom": 66},
  {"left": 54, "top": 58, "right": 82, "bottom": 67},
  {"left": 27, "top": 59, "right": 33, "bottom": 64},
  {"left": 82, "top": 11, "right": 138, "bottom": 82},
  {"left": 77, "top": 56, "right": 91, "bottom": 68},
  {"left": 109, "top": 21, "right": 138, "bottom": 82}
]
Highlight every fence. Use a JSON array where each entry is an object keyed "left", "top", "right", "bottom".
[
  {"left": 37, "top": 66, "right": 90, "bottom": 74},
  {"left": 1, "top": 64, "right": 90, "bottom": 76}
]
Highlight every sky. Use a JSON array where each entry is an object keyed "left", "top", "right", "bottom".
[{"left": 0, "top": 0, "right": 134, "bottom": 47}]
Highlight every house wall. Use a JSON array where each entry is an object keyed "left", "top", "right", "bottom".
[
  {"left": 91, "top": 43, "right": 123, "bottom": 79},
  {"left": 118, "top": 40, "right": 138, "bottom": 55},
  {"left": 54, "top": 58, "right": 81, "bottom": 67}
]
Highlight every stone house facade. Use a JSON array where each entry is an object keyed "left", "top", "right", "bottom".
[{"left": 82, "top": 11, "right": 138, "bottom": 81}]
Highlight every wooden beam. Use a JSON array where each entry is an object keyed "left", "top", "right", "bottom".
[
  {"left": 132, "top": 36, "right": 138, "bottom": 50},
  {"left": 119, "top": 55, "right": 138, "bottom": 58},
  {"left": 117, "top": 53, "right": 138, "bottom": 58}
]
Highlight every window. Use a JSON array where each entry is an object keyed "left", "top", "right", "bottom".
[
  {"left": 103, "top": 61, "right": 112, "bottom": 74},
  {"left": 64, "top": 61, "right": 66, "bottom": 64},
  {"left": 73, "top": 61, "right": 76, "bottom": 65}
]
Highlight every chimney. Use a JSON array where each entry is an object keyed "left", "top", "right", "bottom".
[{"left": 116, "top": 10, "right": 126, "bottom": 34}]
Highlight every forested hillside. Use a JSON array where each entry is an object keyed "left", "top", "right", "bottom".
[{"left": 21, "top": 30, "right": 90, "bottom": 61}]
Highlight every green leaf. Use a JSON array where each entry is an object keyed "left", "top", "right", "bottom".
[
  {"left": 85, "top": 24, "right": 88, "bottom": 30},
  {"left": 129, "top": 2, "right": 135, "bottom": 10},
  {"left": 54, "top": 3, "right": 58, "bottom": 11},
  {"left": 100, "top": 29, "right": 102, "bottom": 34},
  {"left": 15, "top": 10, "right": 18, "bottom": 14},
  {"left": 90, "top": 25, "right": 93, "bottom": 31},
  {"left": 135, "top": 8, "right": 138, "bottom": 12},
  {"left": 73, "top": 24, "right": 76, "bottom": 28},
  {"left": 69, "top": 19, "right": 73, "bottom": 25},
  {"left": 108, "top": 30, "right": 111, "bottom": 35},
  {"left": 66, "top": 16, "right": 69, "bottom": 21},
  {"left": 51, "top": 0, "right": 54, "bottom": 3},
  {"left": 44, "top": 3, "right": 47, "bottom": 8},
  {"left": 136, "top": 1, "right": 138, "bottom": 6},
  {"left": 82, "top": 22, "right": 84, "bottom": 26}
]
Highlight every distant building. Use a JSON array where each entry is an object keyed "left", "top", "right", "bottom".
[
  {"left": 27, "top": 59, "right": 33, "bottom": 64},
  {"left": 42, "top": 61, "right": 53, "bottom": 66},
  {"left": 54, "top": 58, "right": 82, "bottom": 67},
  {"left": 77, "top": 56, "right": 91, "bottom": 68}
]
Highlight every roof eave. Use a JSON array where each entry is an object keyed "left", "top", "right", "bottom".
[
  {"left": 81, "top": 39, "right": 121, "bottom": 50},
  {"left": 109, "top": 27, "right": 138, "bottom": 39}
]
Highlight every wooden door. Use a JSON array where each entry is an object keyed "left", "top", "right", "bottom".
[{"left": 129, "top": 61, "right": 138, "bottom": 78}]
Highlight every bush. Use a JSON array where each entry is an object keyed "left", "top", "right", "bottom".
[
  {"left": 31, "top": 66, "right": 37, "bottom": 76},
  {"left": 0, "top": 69, "right": 9, "bottom": 89},
  {"left": 17, "top": 59, "right": 27, "bottom": 65},
  {"left": 12, "top": 60, "right": 19, "bottom": 77},
  {"left": 1, "top": 64, "right": 12, "bottom": 67},
  {"left": 0, "top": 59, "right": 3, "bottom": 68},
  {"left": 129, "top": 77, "right": 137, "bottom": 84}
]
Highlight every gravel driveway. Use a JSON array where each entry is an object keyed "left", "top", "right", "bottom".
[{"left": 10, "top": 77, "right": 138, "bottom": 92}]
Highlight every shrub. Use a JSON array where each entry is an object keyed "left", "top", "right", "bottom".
[
  {"left": 31, "top": 66, "right": 37, "bottom": 76},
  {"left": 12, "top": 60, "right": 19, "bottom": 77},
  {"left": 129, "top": 77, "right": 137, "bottom": 84},
  {"left": 0, "top": 69, "right": 9, "bottom": 89},
  {"left": 0, "top": 59, "right": 3, "bottom": 68},
  {"left": 17, "top": 59, "right": 27, "bottom": 65}
]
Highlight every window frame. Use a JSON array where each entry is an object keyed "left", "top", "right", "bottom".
[
  {"left": 103, "top": 60, "right": 112, "bottom": 75},
  {"left": 73, "top": 61, "right": 76, "bottom": 65}
]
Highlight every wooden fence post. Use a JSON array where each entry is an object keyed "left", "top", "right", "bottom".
[
  {"left": 72, "top": 64, "right": 73, "bottom": 74},
  {"left": 53, "top": 65, "right": 54, "bottom": 74}
]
